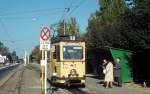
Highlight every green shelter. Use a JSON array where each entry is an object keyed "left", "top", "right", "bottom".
[{"left": 110, "top": 48, "right": 133, "bottom": 82}]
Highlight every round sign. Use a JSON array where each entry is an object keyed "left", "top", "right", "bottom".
[{"left": 40, "top": 27, "right": 50, "bottom": 40}]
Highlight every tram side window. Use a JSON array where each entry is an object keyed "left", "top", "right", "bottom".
[
  {"left": 53, "top": 52, "right": 56, "bottom": 59},
  {"left": 63, "top": 46, "right": 83, "bottom": 60},
  {"left": 56, "top": 45, "right": 60, "bottom": 62},
  {"left": 52, "top": 46, "right": 56, "bottom": 59}
]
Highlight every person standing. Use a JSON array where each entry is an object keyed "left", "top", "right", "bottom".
[
  {"left": 103, "top": 59, "right": 114, "bottom": 88},
  {"left": 114, "top": 58, "right": 122, "bottom": 87},
  {"left": 102, "top": 59, "right": 107, "bottom": 86}
]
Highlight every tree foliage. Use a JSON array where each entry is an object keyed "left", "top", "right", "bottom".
[
  {"left": 85, "top": 0, "right": 150, "bottom": 51},
  {"left": 57, "top": 17, "right": 80, "bottom": 37},
  {"left": 30, "top": 45, "right": 41, "bottom": 63},
  {"left": 0, "top": 41, "right": 9, "bottom": 56},
  {"left": 0, "top": 41, "right": 18, "bottom": 63}
]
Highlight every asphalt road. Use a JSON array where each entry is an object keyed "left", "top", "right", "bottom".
[
  {"left": 0, "top": 63, "right": 42, "bottom": 94},
  {"left": 0, "top": 64, "right": 23, "bottom": 94},
  {"left": 0, "top": 64, "right": 19, "bottom": 82}
]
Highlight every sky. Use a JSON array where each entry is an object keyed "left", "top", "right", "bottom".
[{"left": 0, "top": 0, "right": 99, "bottom": 58}]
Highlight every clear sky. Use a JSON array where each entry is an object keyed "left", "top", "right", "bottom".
[{"left": 0, "top": 0, "right": 99, "bottom": 58}]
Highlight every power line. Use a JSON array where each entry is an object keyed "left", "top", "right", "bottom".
[
  {"left": 68, "top": 0, "right": 74, "bottom": 8},
  {"left": 1, "top": 10, "right": 63, "bottom": 20},
  {"left": 53, "top": 0, "right": 87, "bottom": 36},
  {"left": 67, "top": 0, "right": 88, "bottom": 17},
  {"left": 0, "top": 8, "right": 65, "bottom": 17},
  {"left": 0, "top": 18, "right": 14, "bottom": 43},
  {"left": 59, "top": 0, "right": 88, "bottom": 22},
  {"left": 60, "top": 0, "right": 77, "bottom": 21}
]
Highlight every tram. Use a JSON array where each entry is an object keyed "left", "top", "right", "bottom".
[{"left": 48, "top": 36, "right": 86, "bottom": 87}]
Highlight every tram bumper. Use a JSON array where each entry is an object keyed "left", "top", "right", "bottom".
[
  {"left": 65, "top": 77, "right": 86, "bottom": 87},
  {"left": 65, "top": 69, "right": 86, "bottom": 86}
]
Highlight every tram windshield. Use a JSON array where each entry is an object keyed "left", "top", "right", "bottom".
[{"left": 63, "top": 46, "right": 83, "bottom": 60}]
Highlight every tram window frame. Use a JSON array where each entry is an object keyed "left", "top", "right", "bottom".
[
  {"left": 47, "top": 51, "right": 50, "bottom": 63},
  {"left": 52, "top": 45, "right": 56, "bottom": 59},
  {"left": 63, "top": 46, "right": 83, "bottom": 60},
  {"left": 56, "top": 45, "right": 60, "bottom": 62}
]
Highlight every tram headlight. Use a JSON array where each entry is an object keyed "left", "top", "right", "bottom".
[{"left": 52, "top": 73, "right": 57, "bottom": 76}]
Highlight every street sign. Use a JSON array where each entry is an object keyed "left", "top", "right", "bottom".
[
  {"left": 40, "top": 27, "right": 50, "bottom": 40},
  {"left": 40, "top": 27, "right": 51, "bottom": 50},
  {"left": 40, "top": 60, "right": 46, "bottom": 66}
]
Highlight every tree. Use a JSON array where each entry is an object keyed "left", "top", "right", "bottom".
[
  {"left": 0, "top": 41, "right": 10, "bottom": 56},
  {"left": 85, "top": 0, "right": 129, "bottom": 50},
  {"left": 68, "top": 18, "right": 80, "bottom": 36},
  {"left": 57, "top": 17, "right": 80, "bottom": 37},
  {"left": 0, "top": 41, "right": 19, "bottom": 63},
  {"left": 118, "top": 0, "right": 150, "bottom": 51},
  {"left": 85, "top": 0, "right": 150, "bottom": 51},
  {"left": 99, "top": 0, "right": 128, "bottom": 23},
  {"left": 57, "top": 20, "right": 67, "bottom": 36},
  {"left": 30, "top": 45, "right": 41, "bottom": 63},
  {"left": 11, "top": 51, "right": 18, "bottom": 63}
]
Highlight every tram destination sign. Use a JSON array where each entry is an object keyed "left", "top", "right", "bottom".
[{"left": 40, "top": 27, "right": 51, "bottom": 50}]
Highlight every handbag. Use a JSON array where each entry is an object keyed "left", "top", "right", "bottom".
[{"left": 103, "top": 68, "right": 106, "bottom": 74}]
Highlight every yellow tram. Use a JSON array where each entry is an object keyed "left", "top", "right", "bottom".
[{"left": 48, "top": 37, "right": 86, "bottom": 87}]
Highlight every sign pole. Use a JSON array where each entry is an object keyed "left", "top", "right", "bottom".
[
  {"left": 44, "top": 51, "right": 47, "bottom": 94},
  {"left": 41, "top": 65, "right": 44, "bottom": 92},
  {"left": 40, "top": 27, "right": 50, "bottom": 94},
  {"left": 41, "top": 50, "right": 44, "bottom": 92},
  {"left": 42, "top": 50, "right": 44, "bottom": 60}
]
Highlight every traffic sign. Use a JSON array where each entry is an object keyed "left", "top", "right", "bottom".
[
  {"left": 40, "top": 27, "right": 51, "bottom": 50},
  {"left": 40, "top": 27, "right": 50, "bottom": 41}
]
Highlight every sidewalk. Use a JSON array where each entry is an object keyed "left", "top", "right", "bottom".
[
  {"left": 20, "top": 63, "right": 42, "bottom": 94},
  {"left": 86, "top": 74, "right": 150, "bottom": 94}
]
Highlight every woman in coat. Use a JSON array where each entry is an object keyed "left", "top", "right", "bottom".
[{"left": 103, "top": 59, "right": 114, "bottom": 88}]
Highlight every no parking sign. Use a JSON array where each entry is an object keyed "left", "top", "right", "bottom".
[{"left": 40, "top": 27, "right": 51, "bottom": 50}]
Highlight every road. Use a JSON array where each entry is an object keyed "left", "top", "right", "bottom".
[
  {"left": 0, "top": 64, "right": 23, "bottom": 94},
  {"left": 0, "top": 63, "right": 150, "bottom": 94},
  {"left": 0, "top": 63, "right": 42, "bottom": 94}
]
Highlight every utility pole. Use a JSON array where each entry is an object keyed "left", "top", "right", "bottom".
[
  {"left": 63, "top": 8, "right": 70, "bottom": 35},
  {"left": 24, "top": 49, "right": 27, "bottom": 66},
  {"left": 27, "top": 52, "right": 30, "bottom": 64}
]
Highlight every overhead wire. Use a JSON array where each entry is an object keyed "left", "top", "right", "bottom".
[
  {"left": 0, "top": 8, "right": 66, "bottom": 43},
  {"left": 0, "top": 8, "right": 65, "bottom": 17},
  {"left": 52, "top": 0, "right": 88, "bottom": 37},
  {"left": 0, "top": 18, "right": 14, "bottom": 43},
  {"left": 0, "top": 8, "right": 65, "bottom": 20},
  {"left": 67, "top": 0, "right": 88, "bottom": 17},
  {"left": 68, "top": 0, "right": 74, "bottom": 8}
]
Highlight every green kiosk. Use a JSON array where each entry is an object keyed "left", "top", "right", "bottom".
[{"left": 110, "top": 48, "right": 133, "bottom": 82}]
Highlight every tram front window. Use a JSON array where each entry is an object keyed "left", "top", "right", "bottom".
[{"left": 63, "top": 46, "right": 83, "bottom": 60}]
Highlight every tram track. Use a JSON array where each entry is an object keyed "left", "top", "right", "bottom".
[
  {"left": 49, "top": 86, "right": 97, "bottom": 94},
  {"left": 0, "top": 64, "right": 24, "bottom": 94},
  {"left": 68, "top": 87, "right": 96, "bottom": 94}
]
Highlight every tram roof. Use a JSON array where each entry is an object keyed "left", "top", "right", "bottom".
[{"left": 51, "top": 36, "right": 85, "bottom": 43}]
